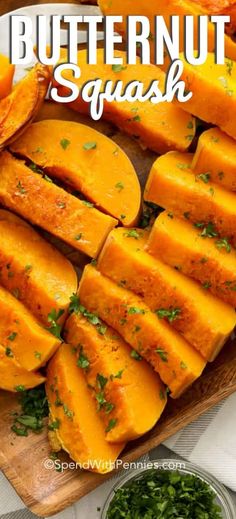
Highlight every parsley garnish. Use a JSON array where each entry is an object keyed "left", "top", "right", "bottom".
[
  {"left": 105, "top": 418, "right": 117, "bottom": 432},
  {"left": 77, "top": 346, "right": 90, "bottom": 370},
  {"left": 130, "top": 350, "right": 142, "bottom": 361},
  {"left": 124, "top": 230, "right": 140, "bottom": 240},
  {"left": 11, "top": 386, "right": 49, "bottom": 437},
  {"left": 215, "top": 237, "right": 231, "bottom": 253},
  {"left": 112, "top": 64, "right": 127, "bottom": 73},
  {"left": 83, "top": 141, "right": 97, "bottom": 150},
  {"left": 115, "top": 182, "right": 124, "bottom": 191},
  {"left": 155, "top": 308, "right": 181, "bottom": 323},
  {"left": 128, "top": 306, "right": 145, "bottom": 315},
  {"left": 196, "top": 173, "right": 211, "bottom": 184},
  {"left": 60, "top": 138, "right": 70, "bottom": 150},
  {"left": 156, "top": 348, "right": 168, "bottom": 362},
  {"left": 8, "top": 332, "right": 17, "bottom": 341},
  {"left": 47, "top": 309, "right": 64, "bottom": 339}
]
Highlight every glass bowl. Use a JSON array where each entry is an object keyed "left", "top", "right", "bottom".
[{"left": 101, "top": 459, "right": 236, "bottom": 518}]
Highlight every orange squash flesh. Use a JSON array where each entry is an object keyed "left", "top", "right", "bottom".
[
  {"left": 0, "top": 64, "right": 50, "bottom": 150},
  {"left": 65, "top": 313, "right": 167, "bottom": 442},
  {"left": 0, "top": 286, "right": 61, "bottom": 371},
  {"left": 46, "top": 343, "right": 125, "bottom": 473},
  {"left": 0, "top": 209, "right": 77, "bottom": 325},
  {"left": 98, "top": 228, "right": 236, "bottom": 361},
  {"left": 192, "top": 128, "right": 236, "bottom": 191},
  {"left": 54, "top": 48, "right": 196, "bottom": 155},
  {"left": 177, "top": 53, "right": 236, "bottom": 140},
  {"left": 147, "top": 211, "right": 236, "bottom": 308},
  {"left": 10, "top": 120, "right": 141, "bottom": 227},
  {"left": 144, "top": 151, "right": 236, "bottom": 245},
  {"left": 98, "top": 0, "right": 236, "bottom": 66},
  {"left": 78, "top": 265, "right": 206, "bottom": 399},
  {"left": 0, "top": 54, "right": 15, "bottom": 100},
  {"left": 0, "top": 345, "right": 45, "bottom": 392},
  {"left": 0, "top": 152, "right": 117, "bottom": 259}
]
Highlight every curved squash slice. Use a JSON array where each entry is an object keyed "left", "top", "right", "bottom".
[
  {"left": 0, "top": 286, "right": 61, "bottom": 371},
  {"left": 146, "top": 211, "right": 236, "bottom": 308},
  {"left": 78, "top": 265, "right": 206, "bottom": 399},
  {"left": 54, "top": 48, "right": 196, "bottom": 155},
  {"left": 144, "top": 151, "right": 236, "bottom": 245},
  {"left": 0, "top": 64, "right": 50, "bottom": 150},
  {"left": 98, "top": 228, "right": 236, "bottom": 361},
  {"left": 10, "top": 120, "right": 141, "bottom": 227},
  {"left": 0, "top": 54, "right": 15, "bottom": 100},
  {"left": 65, "top": 313, "right": 166, "bottom": 443},
  {"left": 46, "top": 343, "right": 125, "bottom": 473},
  {"left": 0, "top": 209, "right": 77, "bottom": 325},
  {"left": 192, "top": 128, "right": 236, "bottom": 191},
  {"left": 0, "top": 345, "right": 45, "bottom": 392},
  {"left": 0, "top": 152, "right": 117, "bottom": 259}
]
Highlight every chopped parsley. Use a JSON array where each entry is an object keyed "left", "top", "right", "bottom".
[
  {"left": 105, "top": 418, "right": 117, "bottom": 432},
  {"left": 8, "top": 332, "right": 17, "bottom": 341},
  {"left": 124, "top": 230, "right": 140, "bottom": 240},
  {"left": 128, "top": 306, "right": 145, "bottom": 315},
  {"left": 74, "top": 233, "right": 82, "bottom": 241},
  {"left": 16, "top": 181, "right": 27, "bottom": 194},
  {"left": 11, "top": 386, "right": 49, "bottom": 437},
  {"left": 156, "top": 348, "right": 168, "bottom": 362},
  {"left": 130, "top": 349, "right": 142, "bottom": 361},
  {"left": 155, "top": 307, "right": 181, "bottom": 323},
  {"left": 115, "top": 182, "right": 124, "bottom": 191},
  {"left": 5, "top": 347, "right": 13, "bottom": 357},
  {"left": 196, "top": 173, "right": 211, "bottom": 184},
  {"left": 47, "top": 309, "right": 64, "bottom": 339},
  {"left": 215, "top": 238, "right": 231, "bottom": 253},
  {"left": 83, "top": 141, "right": 97, "bottom": 150},
  {"left": 60, "top": 138, "right": 70, "bottom": 150},
  {"left": 77, "top": 346, "right": 90, "bottom": 370},
  {"left": 112, "top": 64, "right": 127, "bottom": 73},
  {"left": 48, "top": 418, "right": 60, "bottom": 431}
]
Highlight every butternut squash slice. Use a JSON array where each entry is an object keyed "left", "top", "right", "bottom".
[
  {"left": 46, "top": 343, "right": 125, "bottom": 473},
  {"left": 0, "top": 345, "right": 45, "bottom": 392},
  {"left": 0, "top": 54, "right": 15, "bottom": 99},
  {"left": 177, "top": 53, "right": 236, "bottom": 140},
  {"left": 192, "top": 128, "right": 236, "bottom": 191},
  {"left": 64, "top": 313, "right": 166, "bottom": 442},
  {"left": 0, "top": 64, "right": 50, "bottom": 150},
  {"left": 0, "top": 209, "right": 77, "bottom": 325},
  {"left": 98, "top": 228, "right": 236, "bottom": 361},
  {"left": 146, "top": 211, "right": 236, "bottom": 308},
  {"left": 10, "top": 120, "right": 141, "bottom": 226},
  {"left": 0, "top": 152, "right": 117, "bottom": 258},
  {"left": 0, "top": 286, "right": 61, "bottom": 371},
  {"left": 54, "top": 48, "right": 196, "bottom": 155},
  {"left": 98, "top": 0, "right": 236, "bottom": 66},
  {"left": 144, "top": 151, "right": 236, "bottom": 245},
  {"left": 78, "top": 265, "right": 206, "bottom": 399}
]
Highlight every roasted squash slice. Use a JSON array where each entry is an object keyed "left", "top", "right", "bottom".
[
  {"left": 54, "top": 48, "right": 196, "bottom": 155},
  {"left": 0, "top": 286, "right": 61, "bottom": 371},
  {"left": 0, "top": 54, "right": 15, "bottom": 100},
  {"left": 147, "top": 211, "right": 236, "bottom": 308},
  {"left": 0, "top": 345, "right": 45, "bottom": 392},
  {"left": 0, "top": 152, "right": 117, "bottom": 258},
  {"left": 0, "top": 64, "right": 50, "bottom": 150},
  {"left": 192, "top": 128, "right": 236, "bottom": 191},
  {"left": 144, "top": 151, "right": 236, "bottom": 245},
  {"left": 46, "top": 343, "right": 125, "bottom": 473},
  {"left": 10, "top": 120, "right": 141, "bottom": 226},
  {"left": 98, "top": 228, "right": 236, "bottom": 361},
  {"left": 0, "top": 209, "right": 77, "bottom": 325},
  {"left": 78, "top": 265, "right": 206, "bottom": 399},
  {"left": 65, "top": 312, "right": 167, "bottom": 442}
]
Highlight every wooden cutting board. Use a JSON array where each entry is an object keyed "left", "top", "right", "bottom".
[{"left": 0, "top": 101, "right": 236, "bottom": 516}]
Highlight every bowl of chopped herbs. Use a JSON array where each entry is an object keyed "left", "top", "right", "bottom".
[{"left": 101, "top": 460, "right": 235, "bottom": 518}]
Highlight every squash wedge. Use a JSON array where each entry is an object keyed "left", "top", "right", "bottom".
[
  {"left": 0, "top": 64, "right": 50, "bottom": 150},
  {"left": 98, "top": 0, "right": 236, "bottom": 66},
  {"left": 10, "top": 120, "right": 141, "bottom": 226},
  {"left": 78, "top": 265, "right": 206, "bottom": 398},
  {"left": 147, "top": 211, "right": 236, "bottom": 308},
  {"left": 144, "top": 151, "right": 236, "bottom": 245},
  {"left": 0, "top": 285, "right": 61, "bottom": 371},
  {"left": 0, "top": 152, "right": 117, "bottom": 258},
  {"left": 177, "top": 53, "right": 236, "bottom": 140},
  {"left": 0, "top": 209, "right": 77, "bottom": 325},
  {"left": 0, "top": 345, "right": 45, "bottom": 392},
  {"left": 98, "top": 228, "right": 236, "bottom": 361},
  {"left": 65, "top": 312, "right": 167, "bottom": 442},
  {"left": 0, "top": 54, "right": 15, "bottom": 100},
  {"left": 46, "top": 343, "right": 125, "bottom": 473},
  {"left": 192, "top": 128, "right": 236, "bottom": 191},
  {"left": 54, "top": 48, "right": 196, "bottom": 155}
]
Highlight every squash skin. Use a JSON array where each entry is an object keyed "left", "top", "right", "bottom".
[
  {"left": 54, "top": 48, "right": 196, "bottom": 155},
  {"left": 192, "top": 128, "right": 236, "bottom": 191},
  {"left": 144, "top": 151, "right": 236, "bottom": 245},
  {"left": 98, "top": 228, "right": 236, "bottom": 361},
  {"left": 10, "top": 120, "right": 141, "bottom": 227},
  {"left": 0, "top": 152, "right": 117, "bottom": 259},
  {"left": 0, "top": 286, "right": 61, "bottom": 371},
  {"left": 0, "top": 345, "right": 45, "bottom": 392},
  {"left": 0, "top": 64, "right": 50, "bottom": 150},
  {"left": 64, "top": 313, "right": 167, "bottom": 443},
  {"left": 0, "top": 54, "right": 15, "bottom": 100},
  {"left": 78, "top": 265, "right": 206, "bottom": 399},
  {"left": 0, "top": 209, "right": 77, "bottom": 325},
  {"left": 147, "top": 211, "right": 236, "bottom": 308},
  {"left": 177, "top": 53, "right": 236, "bottom": 140},
  {"left": 46, "top": 343, "right": 125, "bottom": 473}
]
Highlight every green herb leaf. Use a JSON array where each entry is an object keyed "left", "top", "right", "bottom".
[
  {"left": 156, "top": 348, "right": 168, "bottom": 362},
  {"left": 77, "top": 346, "right": 90, "bottom": 370},
  {"left": 112, "top": 64, "right": 127, "bottom": 73},
  {"left": 130, "top": 350, "right": 142, "bottom": 361},
  {"left": 105, "top": 418, "right": 117, "bottom": 432},
  {"left": 60, "top": 138, "right": 70, "bottom": 150},
  {"left": 83, "top": 141, "right": 97, "bottom": 150},
  {"left": 215, "top": 237, "right": 231, "bottom": 253},
  {"left": 155, "top": 307, "right": 181, "bottom": 323}
]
